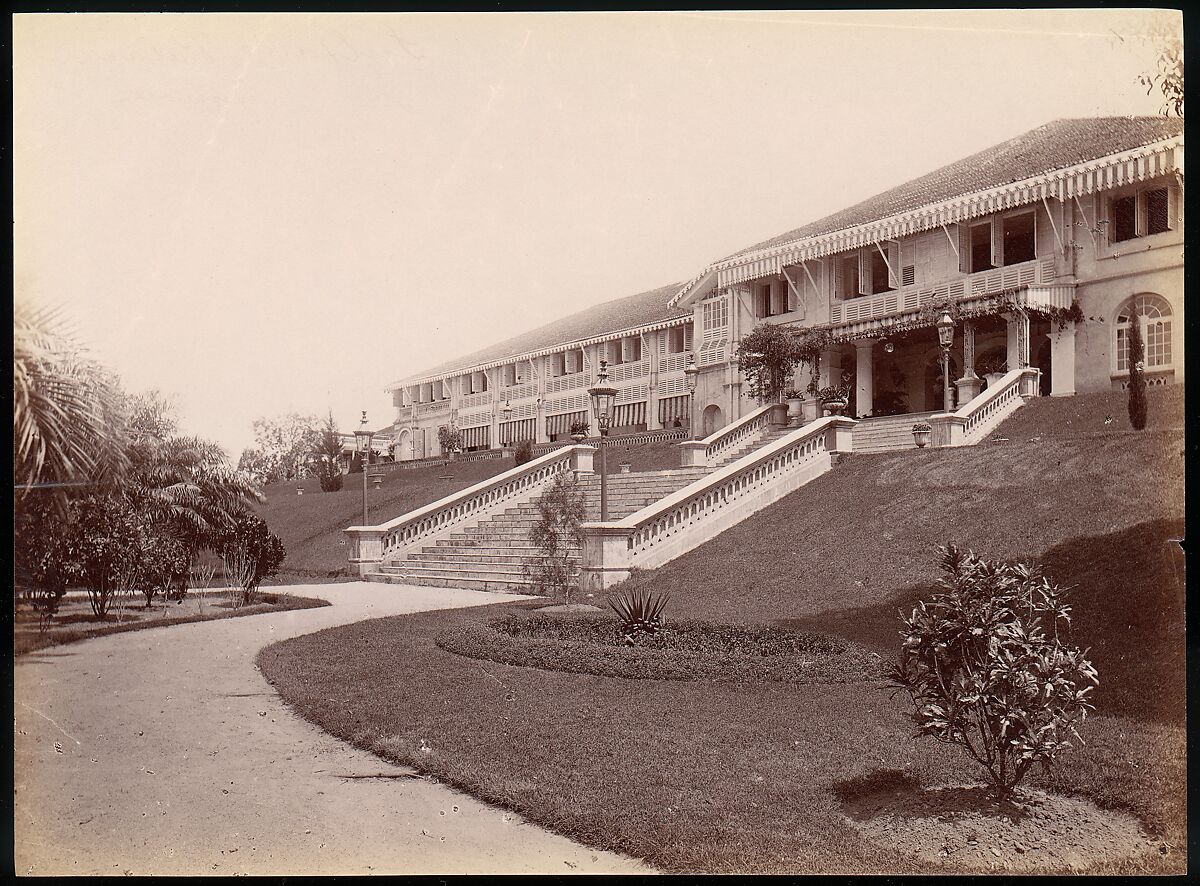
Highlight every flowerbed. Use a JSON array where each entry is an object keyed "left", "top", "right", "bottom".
[{"left": 436, "top": 612, "right": 883, "bottom": 684}]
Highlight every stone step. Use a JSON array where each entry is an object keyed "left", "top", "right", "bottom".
[
  {"left": 364, "top": 571, "right": 536, "bottom": 592},
  {"left": 406, "top": 551, "right": 578, "bottom": 566},
  {"left": 380, "top": 561, "right": 532, "bottom": 579}
]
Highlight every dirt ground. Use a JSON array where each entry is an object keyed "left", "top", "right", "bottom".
[
  {"left": 12, "top": 582, "right": 653, "bottom": 876},
  {"left": 843, "top": 781, "right": 1160, "bottom": 873}
]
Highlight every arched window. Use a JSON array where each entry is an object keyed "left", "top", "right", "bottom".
[{"left": 1115, "top": 294, "right": 1173, "bottom": 372}]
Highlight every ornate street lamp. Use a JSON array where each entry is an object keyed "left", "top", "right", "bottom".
[
  {"left": 587, "top": 360, "right": 618, "bottom": 521},
  {"left": 353, "top": 410, "right": 372, "bottom": 525},
  {"left": 936, "top": 309, "right": 955, "bottom": 412},
  {"left": 684, "top": 354, "right": 700, "bottom": 440}
]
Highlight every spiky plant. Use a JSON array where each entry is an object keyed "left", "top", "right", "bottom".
[{"left": 609, "top": 588, "right": 670, "bottom": 645}]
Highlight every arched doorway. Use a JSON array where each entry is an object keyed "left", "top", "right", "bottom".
[
  {"left": 701, "top": 404, "right": 725, "bottom": 437},
  {"left": 393, "top": 428, "right": 411, "bottom": 462},
  {"left": 925, "top": 353, "right": 960, "bottom": 412}
]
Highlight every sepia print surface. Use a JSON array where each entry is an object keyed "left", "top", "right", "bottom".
[{"left": 13, "top": 9, "right": 1185, "bottom": 876}]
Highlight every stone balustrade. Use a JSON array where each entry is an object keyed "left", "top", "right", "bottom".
[
  {"left": 928, "top": 367, "right": 1040, "bottom": 447},
  {"left": 580, "top": 416, "right": 856, "bottom": 591},
  {"left": 345, "top": 444, "right": 595, "bottom": 575},
  {"left": 678, "top": 402, "right": 789, "bottom": 467}
]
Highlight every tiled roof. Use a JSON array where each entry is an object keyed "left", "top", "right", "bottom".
[
  {"left": 392, "top": 281, "right": 689, "bottom": 387},
  {"left": 725, "top": 116, "right": 1184, "bottom": 260}
]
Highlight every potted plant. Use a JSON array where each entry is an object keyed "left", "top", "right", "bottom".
[
  {"left": 736, "top": 323, "right": 801, "bottom": 404},
  {"left": 911, "top": 421, "right": 932, "bottom": 448},
  {"left": 783, "top": 388, "right": 805, "bottom": 426},
  {"left": 976, "top": 354, "right": 1008, "bottom": 389},
  {"left": 569, "top": 419, "right": 590, "bottom": 443},
  {"left": 816, "top": 371, "right": 853, "bottom": 417}
]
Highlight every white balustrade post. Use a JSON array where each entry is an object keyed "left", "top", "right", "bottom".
[
  {"left": 346, "top": 528, "right": 385, "bottom": 576},
  {"left": 578, "top": 526, "right": 634, "bottom": 592},
  {"left": 570, "top": 444, "right": 596, "bottom": 476}
]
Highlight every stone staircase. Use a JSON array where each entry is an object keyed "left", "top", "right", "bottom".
[
  {"left": 851, "top": 412, "right": 938, "bottom": 454},
  {"left": 365, "top": 466, "right": 711, "bottom": 591},
  {"left": 710, "top": 425, "right": 792, "bottom": 466}
]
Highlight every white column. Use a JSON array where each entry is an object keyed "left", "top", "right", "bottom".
[
  {"left": 1047, "top": 322, "right": 1077, "bottom": 397},
  {"left": 854, "top": 340, "right": 875, "bottom": 418},
  {"left": 1004, "top": 311, "right": 1029, "bottom": 369}
]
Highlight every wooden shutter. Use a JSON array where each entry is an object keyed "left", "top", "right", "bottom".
[
  {"left": 992, "top": 217, "right": 1004, "bottom": 268},
  {"left": 857, "top": 250, "right": 870, "bottom": 295},
  {"left": 886, "top": 242, "right": 900, "bottom": 288},
  {"left": 832, "top": 257, "right": 844, "bottom": 298},
  {"left": 957, "top": 222, "right": 972, "bottom": 273}
]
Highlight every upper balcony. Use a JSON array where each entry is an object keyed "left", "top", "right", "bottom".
[{"left": 829, "top": 256, "right": 1064, "bottom": 326}]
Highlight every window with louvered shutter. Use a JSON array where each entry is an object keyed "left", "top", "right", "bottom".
[
  {"left": 1145, "top": 187, "right": 1170, "bottom": 234},
  {"left": 901, "top": 265, "right": 915, "bottom": 287}
]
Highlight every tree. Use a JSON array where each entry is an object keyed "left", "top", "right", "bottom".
[
  {"left": 238, "top": 413, "right": 322, "bottom": 484},
  {"left": 1137, "top": 33, "right": 1183, "bottom": 117},
  {"left": 736, "top": 324, "right": 801, "bottom": 403},
  {"left": 311, "top": 411, "right": 345, "bottom": 492},
  {"left": 60, "top": 495, "right": 151, "bottom": 618},
  {"left": 13, "top": 299, "right": 128, "bottom": 510},
  {"left": 438, "top": 424, "right": 462, "bottom": 456},
  {"left": 890, "top": 545, "right": 1098, "bottom": 800},
  {"left": 215, "top": 512, "right": 286, "bottom": 607},
  {"left": 1126, "top": 318, "right": 1148, "bottom": 430},
  {"left": 527, "top": 472, "right": 586, "bottom": 601}
]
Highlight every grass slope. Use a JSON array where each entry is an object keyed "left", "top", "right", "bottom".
[
  {"left": 258, "top": 438, "right": 687, "bottom": 577},
  {"left": 259, "top": 388, "right": 1185, "bottom": 874}
]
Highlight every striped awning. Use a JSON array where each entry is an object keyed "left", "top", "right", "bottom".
[
  {"left": 546, "top": 410, "right": 588, "bottom": 437},
  {"left": 658, "top": 395, "right": 689, "bottom": 426},
  {"left": 499, "top": 418, "right": 535, "bottom": 443},
  {"left": 461, "top": 425, "right": 489, "bottom": 449},
  {"left": 613, "top": 401, "right": 646, "bottom": 428}
]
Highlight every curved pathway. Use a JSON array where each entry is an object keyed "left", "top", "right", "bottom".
[{"left": 14, "top": 583, "right": 652, "bottom": 875}]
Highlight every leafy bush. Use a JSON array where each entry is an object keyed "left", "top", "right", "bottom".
[
  {"left": 514, "top": 438, "right": 534, "bottom": 465},
  {"left": 438, "top": 424, "right": 462, "bottom": 454},
  {"left": 1127, "top": 317, "right": 1148, "bottom": 430},
  {"left": 436, "top": 613, "right": 880, "bottom": 684},
  {"left": 889, "top": 545, "right": 1098, "bottom": 799},
  {"left": 609, "top": 587, "right": 670, "bottom": 645},
  {"left": 569, "top": 419, "right": 591, "bottom": 437},
  {"left": 527, "top": 472, "right": 585, "bottom": 601},
  {"left": 736, "top": 324, "right": 800, "bottom": 403},
  {"left": 215, "top": 512, "right": 285, "bottom": 607}
]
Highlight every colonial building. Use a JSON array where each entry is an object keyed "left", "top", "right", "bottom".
[{"left": 385, "top": 116, "right": 1183, "bottom": 460}]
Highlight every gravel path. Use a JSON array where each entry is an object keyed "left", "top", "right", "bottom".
[{"left": 13, "top": 582, "right": 653, "bottom": 875}]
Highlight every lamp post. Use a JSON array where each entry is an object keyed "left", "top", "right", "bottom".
[
  {"left": 587, "top": 360, "right": 618, "bottom": 522},
  {"left": 684, "top": 354, "right": 699, "bottom": 440},
  {"left": 353, "top": 411, "right": 372, "bottom": 525},
  {"left": 501, "top": 400, "right": 513, "bottom": 452},
  {"left": 936, "top": 309, "right": 955, "bottom": 412}
]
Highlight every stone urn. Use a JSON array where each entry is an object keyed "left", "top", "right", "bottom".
[
  {"left": 618, "top": 462, "right": 632, "bottom": 474},
  {"left": 822, "top": 398, "right": 848, "bottom": 417},
  {"left": 912, "top": 423, "right": 932, "bottom": 448},
  {"left": 785, "top": 397, "right": 805, "bottom": 427},
  {"left": 571, "top": 432, "right": 588, "bottom": 444},
  {"left": 984, "top": 371, "right": 1007, "bottom": 390}
]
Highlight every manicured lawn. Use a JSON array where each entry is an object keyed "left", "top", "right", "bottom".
[
  {"left": 257, "top": 438, "right": 688, "bottom": 576},
  {"left": 16, "top": 590, "right": 330, "bottom": 656},
  {"left": 258, "top": 389, "right": 1185, "bottom": 874}
]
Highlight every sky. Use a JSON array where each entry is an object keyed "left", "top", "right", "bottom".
[{"left": 13, "top": 9, "right": 1181, "bottom": 459}]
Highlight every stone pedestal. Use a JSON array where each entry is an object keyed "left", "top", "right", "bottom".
[{"left": 955, "top": 372, "right": 983, "bottom": 406}]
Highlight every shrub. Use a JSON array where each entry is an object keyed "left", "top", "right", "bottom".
[
  {"left": 569, "top": 419, "right": 591, "bottom": 437},
  {"left": 527, "top": 472, "right": 586, "bottom": 601},
  {"left": 514, "top": 439, "right": 534, "bottom": 465},
  {"left": 889, "top": 545, "right": 1098, "bottom": 800},
  {"left": 215, "top": 512, "right": 286, "bottom": 607},
  {"left": 736, "top": 323, "right": 800, "bottom": 403},
  {"left": 608, "top": 587, "right": 670, "bottom": 645},
  {"left": 1127, "top": 317, "right": 1148, "bottom": 430},
  {"left": 438, "top": 424, "right": 462, "bottom": 455},
  {"left": 312, "top": 411, "right": 345, "bottom": 492}
]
